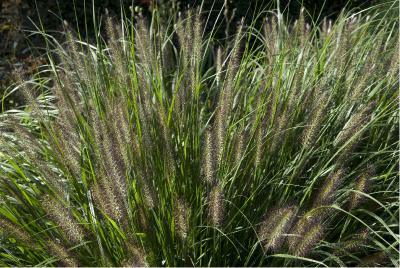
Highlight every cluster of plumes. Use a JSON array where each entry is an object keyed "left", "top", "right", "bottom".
[
  {"left": 254, "top": 162, "right": 376, "bottom": 258},
  {"left": 253, "top": 201, "right": 329, "bottom": 259},
  {"left": 200, "top": 18, "right": 245, "bottom": 229},
  {"left": 0, "top": 4, "right": 397, "bottom": 267},
  {"left": 214, "top": 18, "right": 244, "bottom": 165},
  {"left": 174, "top": 9, "right": 203, "bottom": 116},
  {"left": 256, "top": 204, "right": 330, "bottom": 258},
  {"left": 89, "top": 107, "right": 131, "bottom": 222}
]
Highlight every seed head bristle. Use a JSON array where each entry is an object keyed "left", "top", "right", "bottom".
[
  {"left": 214, "top": 19, "right": 244, "bottom": 164},
  {"left": 63, "top": 23, "right": 93, "bottom": 87},
  {"left": 137, "top": 206, "right": 149, "bottom": 232},
  {"left": 216, "top": 47, "right": 223, "bottom": 86},
  {"left": 50, "top": 123, "right": 81, "bottom": 178},
  {"left": 348, "top": 165, "right": 374, "bottom": 210},
  {"left": 91, "top": 183, "right": 109, "bottom": 215},
  {"left": 301, "top": 92, "right": 329, "bottom": 149},
  {"left": 288, "top": 207, "right": 329, "bottom": 252},
  {"left": 106, "top": 14, "right": 128, "bottom": 85},
  {"left": 10, "top": 120, "right": 41, "bottom": 159},
  {"left": 0, "top": 218, "right": 34, "bottom": 246},
  {"left": 135, "top": 15, "right": 153, "bottom": 71},
  {"left": 338, "top": 238, "right": 362, "bottom": 253},
  {"left": 269, "top": 112, "right": 289, "bottom": 154},
  {"left": 92, "top": 166, "right": 124, "bottom": 221},
  {"left": 54, "top": 81, "right": 79, "bottom": 132},
  {"left": 348, "top": 69, "right": 370, "bottom": 102},
  {"left": 289, "top": 222, "right": 325, "bottom": 257},
  {"left": 176, "top": 10, "right": 193, "bottom": 64},
  {"left": 156, "top": 107, "right": 175, "bottom": 178},
  {"left": 264, "top": 16, "right": 278, "bottom": 65},
  {"left": 48, "top": 84, "right": 81, "bottom": 171},
  {"left": 334, "top": 229, "right": 369, "bottom": 255},
  {"left": 112, "top": 105, "right": 132, "bottom": 169},
  {"left": 215, "top": 105, "right": 227, "bottom": 164},
  {"left": 258, "top": 205, "right": 298, "bottom": 252},
  {"left": 47, "top": 239, "right": 79, "bottom": 267},
  {"left": 42, "top": 195, "right": 85, "bottom": 244},
  {"left": 208, "top": 184, "right": 225, "bottom": 227},
  {"left": 313, "top": 168, "right": 345, "bottom": 207},
  {"left": 295, "top": 8, "right": 308, "bottom": 47},
  {"left": 64, "top": 22, "right": 80, "bottom": 64},
  {"left": 224, "top": 17, "right": 244, "bottom": 89},
  {"left": 202, "top": 128, "right": 215, "bottom": 185},
  {"left": 123, "top": 239, "right": 148, "bottom": 267},
  {"left": 234, "top": 129, "right": 246, "bottom": 168},
  {"left": 334, "top": 101, "right": 376, "bottom": 147},
  {"left": 137, "top": 100, "right": 154, "bottom": 152},
  {"left": 254, "top": 124, "right": 264, "bottom": 169},
  {"left": 357, "top": 251, "right": 389, "bottom": 267},
  {"left": 139, "top": 174, "right": 156, "bottom": 209},
  {"left": 190, "top": 10, "right": 202, "bottom": 95},
  {"left": 193, "top": 10, "right": 202, "bottom": 64},
  {"left": 100, "top": 121, "right": 128, "bottom": 217},
  {"left": 35, "top": 160, "right": 66, "bottom": 197},
  {"left": 321, "top": 17, "right": 332, "bottom": 41},
  {"left": 388, "top": 40, "right": 399, "bottom": 80},
  {"left": 101, "top": 172, "right": 125, "bottom": 221},
  {"left": 175, "top": 11, "right": 193, "bottom": 106},
  {"left": 13, "top": 69, "right": 42, "bottom": 117},
  {"left": 174, "top": 198, "right": 190, "bottom": 240}
]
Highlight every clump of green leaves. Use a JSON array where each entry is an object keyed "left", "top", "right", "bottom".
[{"left": 0, "top": 2, "right": 398, "bottom": 267}]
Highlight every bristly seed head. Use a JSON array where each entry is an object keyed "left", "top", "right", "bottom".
[
  {"left": 123, "top": 239, "right": 148, "bottom": 267},
  {"left": 258, "top": 205, "right": 298, "bottom": 252},
  {"left": 174, "top": 198, "right": 190, "bottom": 241},
  {"left": 202, "top": 127, "right": 215, "bottom": 185},
  {"left": 357, "top": 251, "right": 389, "bottom": 267},
  {"left": 208, "top": 184, "right": 225, "bottom": 228},
  {"left": 301, "top": 92, "right": 329, "bottom": 149},
  {"left": 334, "top": 228, "right": 369, "bottom": 255},
  {"left": 348, "top": 164, "right": 374, "bottom": 210},
  {"left": 334, "top": 101, "right": 376, "bottom": 148},
  {"left": 42, "top": 195, "right": 85, "bottom": 244},
  {"left": 234, "top": 128, "right": 246, "bottom": 168},
  {"left": 313, "top": 168, "right": 345, "bottom": 207},
  {"left": 47, "top": 239, "right": 79, "bottom": 267},
  {"left": 288, "top": 207, "right": 329, "bottom": 254},
  {"left": 0, "top": 218, "right": 34, "bottom": 246},
  {"left": 289, "top": 222, "right": 325, "bottom": 257}
]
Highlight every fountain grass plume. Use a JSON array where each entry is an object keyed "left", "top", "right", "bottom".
[
  {"left": 42, "top": 195, "right": 85, "bottom": 244},
  {"left": 258, "top": 205, "right": 298, "bottom": 252}
]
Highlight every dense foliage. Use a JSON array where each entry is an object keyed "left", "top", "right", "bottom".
[{"left": 0, "top": 2, "right": 398, "bottom": 267}]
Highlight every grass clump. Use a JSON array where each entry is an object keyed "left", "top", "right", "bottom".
[{"left": 0, "top": 2, "right": 398, "bottom": 267}]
